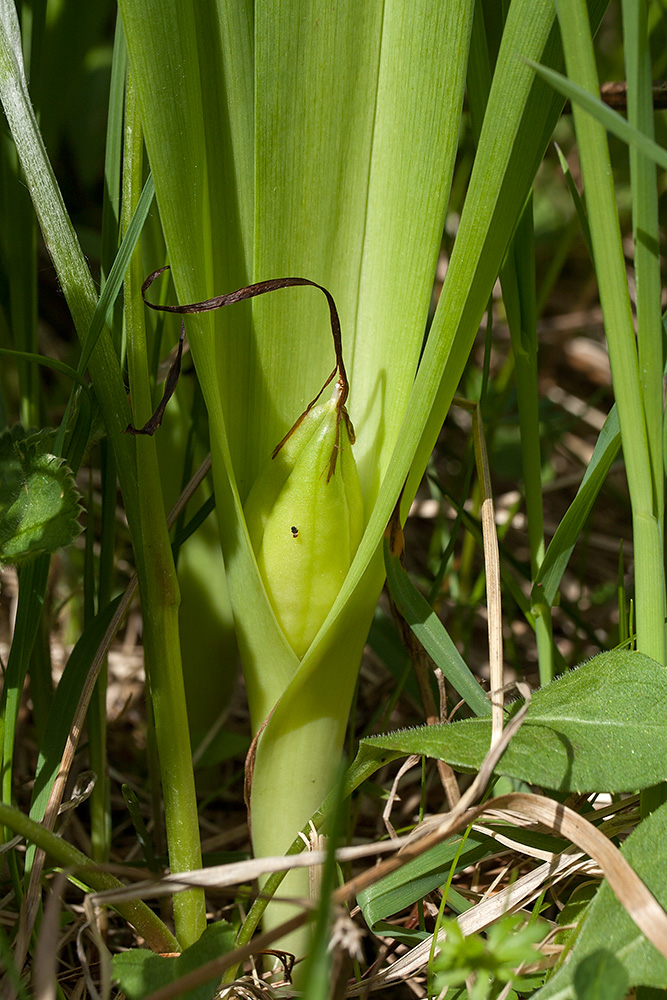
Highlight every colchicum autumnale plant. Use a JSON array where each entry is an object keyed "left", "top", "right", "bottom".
[
  {"left": 2, "top": 0, "right": 667, "bottom": 992},
  {"left": 114, "top": 0, "right": 609, "bottom": 948}
]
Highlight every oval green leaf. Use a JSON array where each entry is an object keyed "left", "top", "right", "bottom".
[{"left": 361, "top": 651, "right": 667, "bottom": 793}]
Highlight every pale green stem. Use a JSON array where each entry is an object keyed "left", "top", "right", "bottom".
[{"left": 122, "top": 75, "right": 206, "bottom": 948}]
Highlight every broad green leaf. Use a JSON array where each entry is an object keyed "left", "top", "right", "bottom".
[
  {"left": 534, "top": 801, "right": 667, "bottom": 998},
  {"left": 572, "top": 951, "right": 628, "bottom": 1000},
  {"left": 0, "top": 426, "right": 82, "bottom": 563},
  {"left": 361, "top": 651, "right": 667, "bottom": 793},
  {"left": 112, "top": 921, "right": 236, "bottom": 1000}
]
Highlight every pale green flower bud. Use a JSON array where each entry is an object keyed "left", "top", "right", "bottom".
[{"left": 244, "top": 381, "right": 364, "bottom": 658}]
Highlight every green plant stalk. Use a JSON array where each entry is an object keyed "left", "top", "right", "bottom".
[
  {"left": 622, "top": 0, "right": 665, "bottom": 816},
  {"left": 222, "top": 738, "right": 404, "bottom": 985},
  {"left": 0, "top": 799, "right": 178, "bottom": 954},
  {"left": 247, "top": 3, "right": 476, "bottom": 954},
  {"left": 86, "top": 17, "right": 128, "bottom": 868},
  {"left": 155, "top": 386, "right": 239, "bottom": 752},
  {"left": 87, "top": 682, "right": 110, "bottom": 866},
  {"left": 298, "top": 762, "right": 346, "bottom": 999},
  {"left": 90, "top": 440, "right": 117, "bottom": 863},
  {"left": 555, "top": 0, "right": 665, "bottom": 669},
  {"left": 501, "top": 203, "right": 554, "bottom": 684},
  {"left": 28, "top": 608, "right": 54, "bottom": 744},
  {"left": 84, "top": 473, "right": 111, "bottom": 864},
  {"left": 122, "top": 75, "right": 205, "bottom": 948},
  {"left": 140, "top": 208, "right": 240, "bottom": 749},
  {"left": 622, "top": 0, "right": 663, "bottom": 538}
]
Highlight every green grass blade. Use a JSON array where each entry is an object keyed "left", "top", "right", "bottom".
[
  {"left": 0, "top": 556, "right": 51, "bottom": 820},
  {"left": 555, "top": 142, "right": 593, "bottom": 257},
  {"left": 535, "top": 405, "right": 621, "bottom": 606},
  {"left": 383, "top": 537, "right": 490, "bottom": 718},
  {"left": 555, "top": 0, "right": 664, "bottom": 666},
  {"left": 27, "top": 598, "right": 122, "bottom": 828},
  {"left": 527, "top": 59, "right": 667, "bottom": 170},
  {"left": 358, "top": 832, "right": 493, "bottom": 932},
  {"left": 0, "top": 348, "right": 93, "bottom": 394},
  {"left": 79, "top": 172, "right": 155, "bottom": 376},
  {"left": 101, "top": 15, "right": 127, "bottom": 284},
  {"left": 0, "top": 0, "right": 137, "bottom": 501}
]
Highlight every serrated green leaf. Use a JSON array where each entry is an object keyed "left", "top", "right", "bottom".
[
  {"left": 0, "top": 427, "right": 82, "bottom": 563},
  {"left": 361, "top": 651, "right": 667, "bottom": 793},
  {"left": 112, "top": 922, "right": 236, "bottom": 1000},
  {"left": 534, "top": 801, "right": 667, "bottom": 999}
]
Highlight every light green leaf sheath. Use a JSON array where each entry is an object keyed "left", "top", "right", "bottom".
[{"left": 244, "top": 384, "right": 363, "bottom": 658}]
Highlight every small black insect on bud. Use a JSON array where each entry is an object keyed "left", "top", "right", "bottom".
[{"left": 291, "top": 526, "right": 299, "bottom": 538}]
